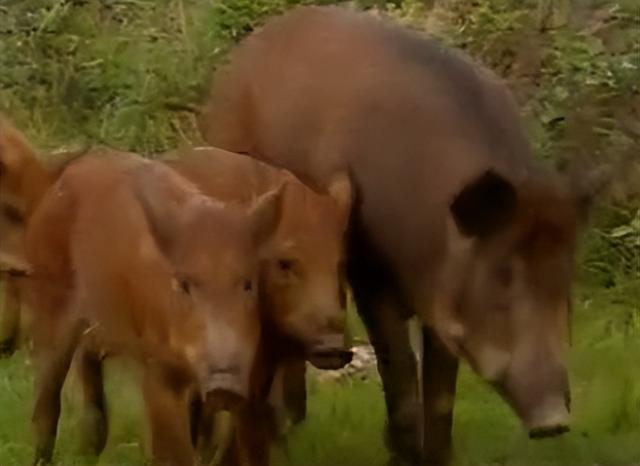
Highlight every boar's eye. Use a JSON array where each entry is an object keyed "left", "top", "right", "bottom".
[{"left": 243, "top": 279, "right": 253, "bottom": 292}]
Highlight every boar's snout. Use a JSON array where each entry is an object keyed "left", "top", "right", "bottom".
[
  {"left": 527, "top": 392, "right": 571, "bottom": 439},
  {"left": 502, "top": 360, "right": 571, "bottom": 440},
  {"left": 307, "top": 334, "right": 353, "bottom": 370}
]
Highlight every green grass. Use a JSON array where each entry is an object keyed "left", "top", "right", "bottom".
[{"left": 1, "top": 285, "right": 638, "bottom": 466}]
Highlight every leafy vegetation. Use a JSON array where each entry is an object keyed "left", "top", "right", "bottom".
[
  {"left": 1, "top": 0, "right": 636, "bottom": 282},
  {"left": 0, "top": 0, "right": 638, "bottom": 465}
]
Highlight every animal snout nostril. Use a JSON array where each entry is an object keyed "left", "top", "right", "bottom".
[
  {"left": 201, "top": 364, "right": 246, "bottom": 410},
  {"left": 201, "top": 364, "right": 244, "bottom": 396},
  {"left": 313, "top": 333, "right": 346, "bottom": 351},
  {"left": 207, "top": 364, "right": 239, "bottom": 377}
]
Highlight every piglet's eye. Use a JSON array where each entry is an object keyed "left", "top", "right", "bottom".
[
  {"left": 278, "top": 259, "right": 293, "bottom": 272},
  {"left": 243, "top": 280, "right": 253, "bottom": 292},
  {"left": 2, "top": 204, "right": 24, "bottom": 225},
  {"left": 179, "top": 279, "right": 191, "bottom": 295}
]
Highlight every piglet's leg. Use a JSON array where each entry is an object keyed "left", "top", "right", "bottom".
[
  {"left": 280, "top": 358, "right": 307, "bottom": 427},
  {"left": 234, "top": 401, "right": 276, "bottom": 466},
  {"left": 0, "top": 277, "right": 21, "bottom": 357},
  {"left": 77, "top": 344, "right": 109, "bottom": 457},
  {"left": 143, "top": 363, "right": 195, "bottom": 466},
  {"left": 31, "top": 319, "right": 83, "bottom": 465}
]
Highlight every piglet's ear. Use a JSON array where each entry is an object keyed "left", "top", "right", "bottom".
[
  {"left": 327, "top": 171, "right": 352, "bottom": 213},
  {"left": 248, "top": 183, "right": 284, "bottom": 247},
  {"left": 450, "top": 170, "right": 517, "bottom": 239},
  {"left": 134, "top": 163, "right": 199, "bottom": 256}
]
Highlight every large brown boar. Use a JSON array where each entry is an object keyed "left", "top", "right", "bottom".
[{"left": 197, "top": 6, "right": 604, "bottom": 465}]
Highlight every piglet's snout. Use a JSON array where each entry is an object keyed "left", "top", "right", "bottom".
[
  {"left": 308, "top": 333, "right": 353, "bottom": 370},
  {"left": 196, "top": 321, "right": 251, "bottom": 404}
]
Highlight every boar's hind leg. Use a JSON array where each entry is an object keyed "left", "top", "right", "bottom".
[
  {"left": 31, "top": 319, "right": 84, "bottom": 465},
  {"left": 350, "top": 281, "right": 421, "bottom": 466},
  {"left": 77, "top": 345, "right": 109, "bottom": 457},
  {"left": 0, "top": 277, "right": 21, "bottom": 357},
  {"left": 421, "top": 326, "right": 458, "bottom": 466}
]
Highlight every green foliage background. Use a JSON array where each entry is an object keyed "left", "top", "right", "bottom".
[{"left": 1, "top": 0, "right": 637, "bottom": 287}]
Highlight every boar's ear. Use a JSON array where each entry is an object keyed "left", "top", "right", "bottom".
[
  {"left": 450, "top": 170, "right": 517, "bottom": 239},
  {"left": 326, "top": 171, "right": 353, "bottom": 216},
  {"left": 248, "top": 184, "right": 283, "bottom": 247},
  {"left": 135, "top": 164, "right": 197, "bottom": 255}
]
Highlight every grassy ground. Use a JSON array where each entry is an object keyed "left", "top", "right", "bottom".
[{"left": 0, "top": 285, "right": 638, "bottom": 466}]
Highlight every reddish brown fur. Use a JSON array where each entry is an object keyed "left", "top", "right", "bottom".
[
  {"left": 0, "top": 119, "right": 282, "bottom": 466},
  {"left": 0, "top": 277, "right": 21, "bottom": 356},
  {"left": 164, "top": 146, "right": 352, "bottom": 464},
  {"left": 0, "top": 117, "right": 50, "bottom": 356},
  {"left": 165, "top": 147, "right": 351, "bottom": 358},
  {"left": 0, "top": 117, "right": 53, "bottom": 275}
]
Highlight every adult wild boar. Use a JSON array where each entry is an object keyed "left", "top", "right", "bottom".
[
  {"left": 0, "top": 120, "right": 282, "bottom": 466},
  {"left": 164, "top": 146, "right": 351, "bottom": 464},
  {"left": 198, "top": 6, "right": 601, "bottom": 465}
]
